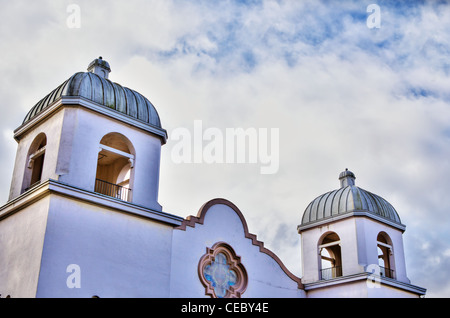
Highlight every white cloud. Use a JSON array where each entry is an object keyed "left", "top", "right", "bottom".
[{"left": 0, "top": 0, "right": 449, "bottom": 296}]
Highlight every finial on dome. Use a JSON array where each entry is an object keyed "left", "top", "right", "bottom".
[
  {"left": 87, "top": 56, "right": 111, "bottom": 79},
  {"left": 339, "top": 168, "right": 356, "bottom": 188}
]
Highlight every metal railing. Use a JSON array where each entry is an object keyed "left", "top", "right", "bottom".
[
  {"left": 320, "top": 266, "right": 343, "bottom": 280},
  {"left": 95, "top": 179, "right": 131, "bottom": 202},
  {"left": 24, "top": 180, "right": 42, "bottom": 192},
  {"left": 379, "top": 266, "right": 395, "bottom": 279}
]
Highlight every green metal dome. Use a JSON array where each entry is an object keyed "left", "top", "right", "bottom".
[
  {"left": 300, "top": 169, "right": 402, "bottom": 227},
  {"left": 22, "top": 57, "right": 164, "bottom": 134}
]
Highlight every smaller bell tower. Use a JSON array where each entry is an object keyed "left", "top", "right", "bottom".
[{"left": 298, "top": 170, "right": 426, "bottom": 297}]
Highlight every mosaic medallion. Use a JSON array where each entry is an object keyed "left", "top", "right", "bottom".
[{"left": 198, "top": 242, "right": 248, "bottom": 298}]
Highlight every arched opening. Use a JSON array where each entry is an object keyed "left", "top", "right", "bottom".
[
  {"left": 377, "top": 232, "right": 395, "bottom": 279},
  {"left": 319, "top": 232, "right": 342, "bottom": 280},
  {"left": 22, "top": 133, "right": 47, "bottom": 192},
  {"left": 94, "top": 133, "right": 135, "bottom": 202}
]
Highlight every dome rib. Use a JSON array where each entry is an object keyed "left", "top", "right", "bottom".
[
  {"left": 302, "top": 202, "right": 313, "bottom": 224},
  {"left": 359, "top": 189, "right": 371, "bottom": 211},
  {"left": 310, "top": 195, "right": 320, "bottom": 222},
  {"left": 316, "top": 191, "right": 325, "bottom": 221},
  {"left": 323, "top": 190, "right": 335, "bottom": 219}
]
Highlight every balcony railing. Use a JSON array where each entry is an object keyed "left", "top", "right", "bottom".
[
  {"left": 24, "top": 180, "right": 42, "bottom": 192},
  {"left": 95, "top": 179, "right": 131, "bottom": 202},
  {"left": 379, "top": 266, "right": 395, "bottom": 279},
  {"left": 320, "top": 265, "right": 395, "bottom": 281},
  {"left": 320, "top": 266, "right": 343, "bottom": 280}
]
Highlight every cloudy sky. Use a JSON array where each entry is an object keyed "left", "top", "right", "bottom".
[{"left": 1, "top": 0, "right": 449, "bottom": 297}]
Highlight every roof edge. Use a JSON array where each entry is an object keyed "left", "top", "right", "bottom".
[
  {"left": 14, "top": 97, "right": 168, "bottom": 143},
  {"left": 298, "top": 210, "right": 406, "bottom": 233}
]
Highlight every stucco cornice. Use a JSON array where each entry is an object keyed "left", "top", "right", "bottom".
[
  {"left": 304, "top": 272, "right": 426, "bottom": 295},
  {"left": 0, "top": 179, "right": 183, "bottom": 226}
]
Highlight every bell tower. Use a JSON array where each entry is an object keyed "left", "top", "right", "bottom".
[
  {"left": 0, "top": 58, "right": 180, "bottom": 298},
  {"left": 298, "top": 169, "right": 426, "bottom": 297},
  {"left": 8, "top": 57, "right": 167, "bottom": 210}
]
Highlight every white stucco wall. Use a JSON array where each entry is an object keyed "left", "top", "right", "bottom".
[
  {"left": 0, "top": 197, "right": 50, "bottom": 298},
  {"left": 354, "top": 217, "right": 409, "bottom": 284},
  {"left": 170, "top": 201, "right": 305, "bottom": 298},
  {"left": 35, "top": 194, "right": 174, "bottom": 298},
  {"left": 306, "top": 280, "right": 370, "bottom": 298}
]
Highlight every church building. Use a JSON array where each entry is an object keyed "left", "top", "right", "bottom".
[{"left": 0, "top": 58, "right": 426, "bottom": 298}]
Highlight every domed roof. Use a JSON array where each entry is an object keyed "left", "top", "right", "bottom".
[
  {"left": 300, "top": 169, "right": 402, "bottom": 227},
  {"left": 22, "top": 57, "right": 164, "bottom": 138}
]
